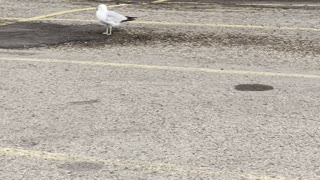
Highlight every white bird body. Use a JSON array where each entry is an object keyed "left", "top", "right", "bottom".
[{"left": 96, "top": 4, "right": 136, "bottom": 35}]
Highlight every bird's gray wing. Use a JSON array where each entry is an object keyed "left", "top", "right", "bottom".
[{"left": 106, "top": 11, "right": 127, "bottom": 24}]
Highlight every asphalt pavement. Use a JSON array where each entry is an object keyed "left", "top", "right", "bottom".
[{"left": 0, "top": 0, "right": 320, "bottom": 179}]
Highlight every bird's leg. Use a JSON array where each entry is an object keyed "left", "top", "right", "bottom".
[
  {"left": 103, "top": 25, "right": 109, "bottom": 35},
  {"left": 108, "top": 26, "right": 112, "bottom": 35}
]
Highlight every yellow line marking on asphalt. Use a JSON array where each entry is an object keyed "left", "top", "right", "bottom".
[
  {"left": 1, "top": 17, "right": 319, "bottom": 32},
  {"left": 161, "top": 2, "right": 212, "bottom": 5},
  {"left": 0, "top": 0, "right": 167, "bottom": 27},
  {"left": 0, "top": 21, "right": 15, "bottom": 26},
  {"left": 240, "top": 3, "right": 320, "bottom": 7},
  {"left": 17, "top": 7, "right": 95, "bottom": 22},
  {"left": 0, "top": 4, "right": 128, "bottom": 27},
  {"left": 0, "top": 147, "right": 219, "bottom": 175},
  {"left": 0, "top": 147, "right": 297, "bottom": 180},
  {"left": 131, "top": 21, "right": 320, "bottom": 32},
  {"left": 0, "top": 57, "right": 319, "bottom": 79},
  {"left": 152, "top": 0, "right": 170, "bottom": 3},
  {"left": 245, "top": 174, "right": 298, "bottom": 180},
  {"left": 0, "top": 17, "right": 19, "bottom": 20}
]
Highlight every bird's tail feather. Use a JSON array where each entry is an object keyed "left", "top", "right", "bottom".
[{"left": 122, "top": 16, "right": 137, "bottom": 22}]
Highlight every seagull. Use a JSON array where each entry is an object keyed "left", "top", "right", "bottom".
[{"left": 96, "top": 4, "right": 137, "bottom": 35}]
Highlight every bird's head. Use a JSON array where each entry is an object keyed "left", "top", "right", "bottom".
[{"left": 97, "top": 4, "right": 107, "bottom": 11}]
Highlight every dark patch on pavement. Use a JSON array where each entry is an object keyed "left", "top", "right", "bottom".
[
  {"left": 69, "top": 99, "right": 101, "bottom": 105},
  {"left": 0, "top": 22, "right": 108, "bottom": 49},
  {"left": 20, "top": 138, "right": 39, "bottom": 147},
  {"left": 0, "top": 22, "right": 320, "bottom": 55},
  {"left": 58, "top": 161, "right": 104, "bottom": 172},
  {"left": 235, "top": 84, "right": 274, "bottom": 91}
]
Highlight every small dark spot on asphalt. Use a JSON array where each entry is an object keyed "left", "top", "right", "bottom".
[
  {"left": 30, "top": 141, "right": 39, "bottom": 146},
  {"left": 21, "top": 139, "right": 39, "bottom": 147},
  {"left": 69, "top": 99, "right": 100, "bottom": 105},
  {"left": 234, "top": 84, "right": 274, "bottom": 91},
  {"left": 58, "top": 161, "right": 104, "bottom": 172}
]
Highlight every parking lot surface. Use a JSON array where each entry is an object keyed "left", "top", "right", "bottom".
[{"left": 1, "top": 0, "right": 320, "bottom": 179}]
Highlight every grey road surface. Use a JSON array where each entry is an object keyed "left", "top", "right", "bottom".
[{"left": 0, "top": 0, "right": 320, "bottom": 179}]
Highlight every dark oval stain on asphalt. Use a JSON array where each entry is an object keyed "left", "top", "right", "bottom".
[
  {"left": 69, "top": 99, "right": 100, "bottom": 105},
  {"left": 235, "top": 84, "right": 274, "bottom": 91}
]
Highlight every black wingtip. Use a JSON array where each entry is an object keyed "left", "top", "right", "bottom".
[{"left": 122, "top": 16, "right": 137, "bottom": 22}]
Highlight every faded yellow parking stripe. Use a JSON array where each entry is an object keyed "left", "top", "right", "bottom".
[
  {"left": 0, "top": 4, "right": 127, "bottom": 27},
  {"left": 0, "top": 0, "right": 171, "bottom": 27},
  {"left": 0, "top": 57, "right": 319, "bottom": 79},
  {"left": 239, "top": 3, "right": 320, "bottom": 7},
  {"left": 0, "top": 147, "right": 220, "bottom": 175},
  {"left": 0, "top": 147, "right": 296, "bottom": 179}
]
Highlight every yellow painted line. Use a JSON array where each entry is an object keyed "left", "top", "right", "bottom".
[
  {"left": 161, "top": 2, "right": 212, "bottom": 4},
  {"left": 0, "top": 22, "right": 15, "bottom": 26},
  {"left": 36, "top": 18, "right": 96, "bottom": 23},
  {"left": 0, "top": 17, "right": 21, "bottom": 20},
  {"left": 0, "top": 147, "right": 218, "bottom": 175},
  {"left": 240, "top": 3, "right": 320, "bottom": 7},
  {"left": 28, "top": 4, "right": 130, "bottom": 21},
  {"left": 152, "top": 0, "right": 170, "bottom": 3},
  {"left": 0, "top": 57, "right": 319, "bottom": 79},
  {"left": 0, "top": 7, "right": 92, "bottom": 27},
  {"left": 1, "top": 17, "right": 320, "bottom": 32},
  {"left": 0, "top": 4, "right": 128, "bottom": 27},
  {"left": 0, "top": 147, "right": 298, "bottom": 180},
  {"left": 16, "top": 4, "right": 129, "bottom": 22},
  {"left": 18, "top": 7, "right": 95, "bottom": 22},
  {"left": 131, "top": 21, "right": 320, "bottom": 32},
  {"left": 245, "top": 174, "right": 299, "bottom": 180},
  {"left": 0, "top": 0, "right": 167, "bottom": 27}
]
